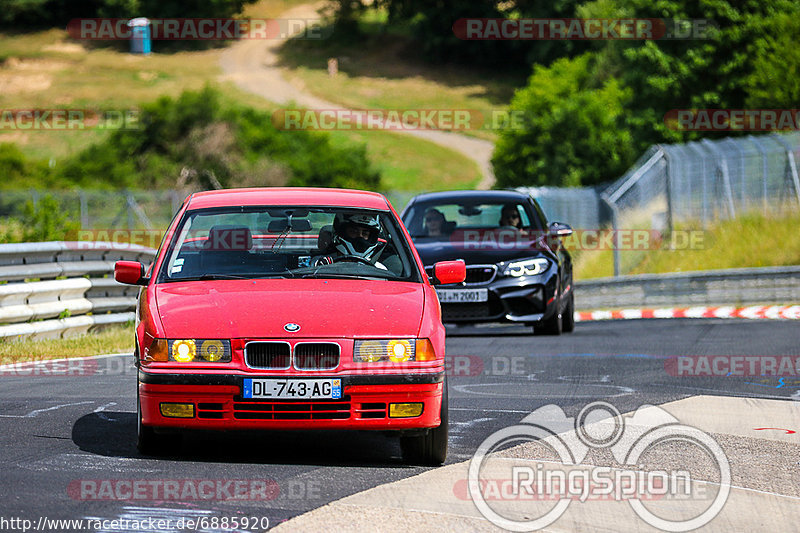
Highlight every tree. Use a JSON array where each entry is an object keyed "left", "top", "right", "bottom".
[{"left": 493, "top": 53, "right": 634, "bottom": 187}]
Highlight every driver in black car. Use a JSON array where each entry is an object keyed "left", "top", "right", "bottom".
[{"left": 313, "top": 213, "right": 400, "bottom": 272}]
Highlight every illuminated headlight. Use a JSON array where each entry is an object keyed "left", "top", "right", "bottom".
[
  {"left": 168, "top": 339, "right": 231, "bottom": 362},
  {"left": 503, "top": 258, "right": 549, "bottom": 277},
  {"left": 354, "top": 339, "right": 415, "bottom": 363}
]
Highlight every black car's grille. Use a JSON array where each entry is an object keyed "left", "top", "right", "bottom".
[
  {"left": 294, "top": 343, "right": 340, "bottom": 370},
  {"left": 245, "top": 342, "right": 291, "bottom": 369},
  {"left": 425, "top": 264, "right": 497, "bottom": 285},
  {"left": 464, "top": 265, "right": 497, "bottom": 284}
]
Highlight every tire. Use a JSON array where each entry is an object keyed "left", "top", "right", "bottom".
[
  {"left": 562, "top": 292, "right": 575, "bottom": 333},
  {"left": 534, "top": 295, "right": 563, "bottom": 336},
  {"left": 401, "top": 377, "right": 448, "bottom": 465},
  {"left": 137, "top": 383, "right": 176, "bottom": 455}
]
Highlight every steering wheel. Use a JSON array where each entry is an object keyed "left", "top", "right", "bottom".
[{"left": 331, "top": 255, "right": 374, "bottom": 266}]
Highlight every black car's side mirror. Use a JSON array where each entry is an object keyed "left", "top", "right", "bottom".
[{"left": 549, "top": 221, "right": 573, "bottom": 237}]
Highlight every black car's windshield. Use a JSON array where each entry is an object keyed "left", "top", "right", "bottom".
[
  {"left": 158, "top": 206, "right": 420, "bottom": 282},
  {"left": 404, "top": 200, "right": 544, "bottom": 239}
]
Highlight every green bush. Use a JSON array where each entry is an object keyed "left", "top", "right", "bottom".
[
  {"left": 493, "top": 53, "right": 635, "bottom": 188},
  {"left": 0, "top": 144, "right": 50, "bottom": 189},
  {"left": 56, "top": 86, "right": 381, "bottom": 191},
  {"left": 0, "top": 194, "right": 80, "bottom": 243}
]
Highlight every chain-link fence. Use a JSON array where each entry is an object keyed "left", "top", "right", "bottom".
[
  {"left": 597, "top": 132, "right": 800, "bottom": 275},
  {"left": 515, "top": 185, "right": 608, "bottom": 230},
  {"left": 0, "top": 189, "right": 185, "bottom": 231},
  {"left": 0, "top": 189, "right": 429, "bottom": 232}
]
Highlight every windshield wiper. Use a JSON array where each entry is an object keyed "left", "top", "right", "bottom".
[
  {"left": 168, "top": 273, "right": 251, "bottom": 281},
  {"left": 299, "top": 272, "right": 391, "bottom": 281},
  {"left": 167, "top": 271, "right": 300, "bottom": 282}
]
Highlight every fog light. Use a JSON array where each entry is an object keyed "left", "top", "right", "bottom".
[
  {"left": 160, "top": 403, "right": 195, "bottom": 418},
  {"left": 389, "top": 403, "right": 424, "bottom": 418}
]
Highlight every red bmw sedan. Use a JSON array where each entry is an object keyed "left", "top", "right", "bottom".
[{"left": 115, "top": 188, "right": 465, "bottom": 464}]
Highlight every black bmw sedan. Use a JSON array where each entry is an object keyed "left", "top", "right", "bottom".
[{"left": 401, "top": 190, "right": 575, "bottom": 335}]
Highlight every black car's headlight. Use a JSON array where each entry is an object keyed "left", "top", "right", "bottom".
[{"left": 502, "top": 258, "right": 550, "bottom": 277}]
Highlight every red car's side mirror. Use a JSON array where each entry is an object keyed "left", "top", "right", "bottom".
[
  {"left": 431, "top": 260, "right": 466, "bottom": 285},
  {"left": 115, "top": 260, "right": 148, "bottom": 285}
]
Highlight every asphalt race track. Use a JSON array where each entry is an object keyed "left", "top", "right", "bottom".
[{"left": 1, "top": 319, "right": 798, "bottom": 531}]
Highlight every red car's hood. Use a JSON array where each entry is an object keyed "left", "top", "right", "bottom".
[{"left": 155, "top": 279, "right": 425, "bottom": 339}]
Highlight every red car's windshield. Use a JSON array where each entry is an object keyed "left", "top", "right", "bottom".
[{"left": 157, "top": 206, "right": 421, "bottom": 282}]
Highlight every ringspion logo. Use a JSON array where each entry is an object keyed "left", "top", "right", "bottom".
[{"left": 468, "top": 401, "right": 730, "bottom": 531}]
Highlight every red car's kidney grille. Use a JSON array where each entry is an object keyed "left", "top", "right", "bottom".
[
  {"left": 245, "top": 342, "right": 290, "bottom": 369},
  {"left": 233, "top": 398, "right": 351, "bottom": 420},
  {"left": 294, "top": 343, "right": 340, "bottom": 370}
]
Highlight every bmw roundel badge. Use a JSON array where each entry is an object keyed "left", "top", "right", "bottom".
[{"left": 284, "top": 323, "right": 301, "bottom": 333}]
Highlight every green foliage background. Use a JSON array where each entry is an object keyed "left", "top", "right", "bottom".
[
  {"left": 337, "top": 0, "right": 800, "bottom": 188},
  {"left": 1, "top": 87, "right": 380, "bottom": 192}
]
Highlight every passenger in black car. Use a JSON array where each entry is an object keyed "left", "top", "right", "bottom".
[
  {"left": 499, "top": 204, "right": 523, "bottom": 229},
  {"left": 424, "top": 208, "right": 447, "bottom": 237}
]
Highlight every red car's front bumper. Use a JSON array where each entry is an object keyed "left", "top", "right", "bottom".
[{"left": 138, "top": 370, "right": 444, "bottom": 431}]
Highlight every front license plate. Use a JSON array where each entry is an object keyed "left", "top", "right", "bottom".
[
  {"left": 242, "top": 378, "right": 342, "bottom": 400},
  {"left": 436, "top": 288, "right": 489, "bottom": 303}
]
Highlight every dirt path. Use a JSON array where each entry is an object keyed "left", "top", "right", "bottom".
[{"left": 218, "top": 2, "right": 495, "bottom": 189}]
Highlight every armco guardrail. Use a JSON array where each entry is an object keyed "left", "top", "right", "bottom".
[
  {"left": 575, "top": 265, "right": 800, "bottom": 310},
  {"left": 0, "top": 241, "right": 156, "bottom": 340}
]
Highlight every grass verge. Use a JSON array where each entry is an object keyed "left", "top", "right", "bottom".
[
  {"left": 574, "top": 210, "right": 800, "bottom": 279},
  {"left": 0, "top": 323, "right": 134, "bottom": 364},
  {"left": 277, "top": 9, "right": 523, "bottom": 142}
]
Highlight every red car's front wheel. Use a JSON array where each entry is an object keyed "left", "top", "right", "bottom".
[{"left": 400, "top": 378, "right": 448, "bottom": 465}]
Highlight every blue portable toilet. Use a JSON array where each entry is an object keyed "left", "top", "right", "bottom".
[{"left": 128, "top": 17, "right": 151, "bottom": 54}]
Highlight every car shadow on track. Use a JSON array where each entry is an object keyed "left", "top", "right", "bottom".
[
  {"left": 445, "top": 323, "right": 535, "bottom": 336},
  {"left": 72, "top": 412, "right": 411, "bottom": 468}
]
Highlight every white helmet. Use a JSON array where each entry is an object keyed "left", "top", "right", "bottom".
[{"left": 332, "top": 213, "right": 385, "bottom": 261}]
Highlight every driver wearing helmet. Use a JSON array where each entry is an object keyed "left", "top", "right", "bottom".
[{"left": 313, "top": 213, "right": 395, "bottom": 270}]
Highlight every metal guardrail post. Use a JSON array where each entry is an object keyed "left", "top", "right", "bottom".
[
  {"left": 748, "top": 135, "right": 770, "bottom": 216},
  {"left": 600, "top": 194, "right": 621, "bottom": 277},
  {"left": 659, "top": 145, "right": 674, "bottom": 233},
  {"left": 701, "top": 139, "right": 736, "bottom": 218},
  {"left": 772, "top": 135, "right": 800, "bottom": 208}
]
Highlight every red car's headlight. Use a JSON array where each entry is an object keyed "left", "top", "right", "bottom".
[
  {"left": 170, "top": 339, "right": 232, "bottom": 362},
  {"left": 353, "top": 339, "right": 436, "bottom": 363},
  {"left": 143, "top": 338, "right": 232, "bottom": 363}
]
